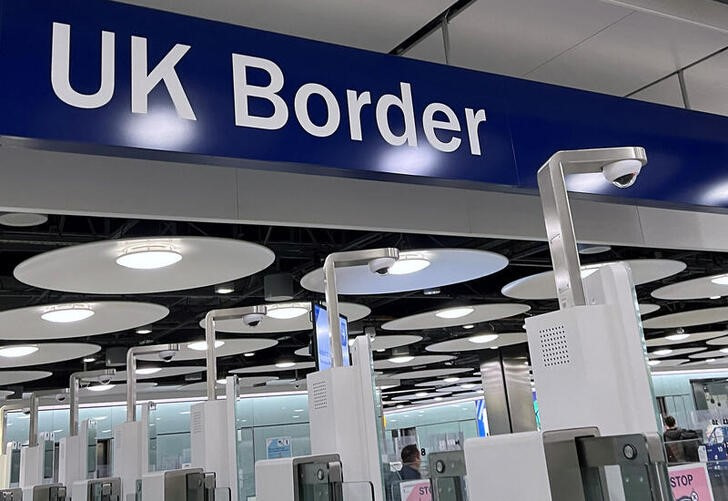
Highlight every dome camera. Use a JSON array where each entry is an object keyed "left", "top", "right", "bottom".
[
  {"left": 158, "top": 350, "right": 177, "bottom": 363},
  {"left": 243, "top": 312, "right": 265, "bottom": 327},
  {"left": 602, "top": 159, "right": 642, "bottom": 188},
  {"left": 55, "top": 393, "right": 68, "bottom": 403},
  {"left": 368, "top": 256, "right": 397, "bottom": 275},
  {"left": 97, "top": 375, "right": 113, "bottom": 385}
]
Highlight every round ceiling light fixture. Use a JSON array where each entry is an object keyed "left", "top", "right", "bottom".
[
  {"left": 0, "top": 345, "right": 39, "bottom": 358},
  {"left": 116, "top": 244, "right": 183, "bottom": 270},
  {"left": 275, "top": 361, "right": 296, "bottom": 369},
  {"left": 435, "top": 307, "right": 474, "bottom": 320},
  {"left": 136, "top": 367, "right": 162, "bottom": 376},
  {"left": 665, "top": 329, "right": 690, "bottom": 342},
  {"left": 87, "top": 384, "right": 115, "bottom": 392},
  {"left": 712, "top": 275, "right": 728, "bottom": 286},
  {"left": 721, "top": 348, "right": 728, "bottom": 355},
  {"left": 41, "top": 304, "right": 95, "bottom": 323},
  {"left": 266, "top": 303, "right": 309, "bottom": 320},
  {"left": 187, "top": 340, "right": 224, "bottom": 352},
  {"left": 444, "top": 377, "right": 460, "bottom": 384},
  {"left": 468, "top": 334, "right": 499, "bottom": 345},
  {"left": 388, "top": 253, "right": 431, "bottom": 276},
  {"left": 647, "top": 360, "right": 661, "bottom": 367},
  {"left": 136, "top": 327, "right": 152, "bottom": 335},
  {"left": 0, "top": 213, "right": 48, "bottom": 228},
  {"left": 388, "top": 355, "right": 415, "bottom": 364},
  {"left": 653, "top": 348, "right": 673, "bottom": 356}
]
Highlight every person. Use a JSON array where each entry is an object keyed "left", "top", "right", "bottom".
[
  {"left": 663, "top": 416, "right": 683, "bottom": 442},
  {"left": 399, "top": 444, "right": 422, "bottom": 480},
  {"left": 663, "top": 416, "right": 700, "bottom": 463}
]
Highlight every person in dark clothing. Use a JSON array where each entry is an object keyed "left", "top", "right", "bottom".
[
  {"left": 399, "top": 444, "right": 422, "bottom": 480},
  {"left": 663, "top": 416, "right": 683, "bottom": 442},
  {"left": 663, "top": 415, "right": 701, "bottom": 463}
]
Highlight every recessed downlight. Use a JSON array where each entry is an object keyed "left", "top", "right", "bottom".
[
  {"left": 0, "top": 345, "right": 38, "bottom": 358},
  {"left": 136, "top": 328, "right": 152, "bottom": 335},
  {"left": 435, "top": 307, "right": 474, "bottom": 320},
  {"left": 275, "top": 361, "right": 296, "bottom": 369},
  {"left": 444, "top": 377, "right": 460, "bottom": 384},
  {"left": 41, "top": 305, "right": 95, "bottom": 323},
  {"left": 388, "top": 254, "right": 431, "bottom": 276},
  {"left": 468, "top": 334, "right": 499, "bottom": 345},
  {"left": 188, "top": 340, "right": 224, "bottom": 351},
  {"left": 712, "top": 275, "right": 728, "bottom": 286},
  {"left": 87, "top": 384, "right": 115, "bottom": 392},
  {"left": 647, "top": 360, "right": 661, "bottom": 367},
  {"left": 721, "top": 348, "right": 728, "bottom": 355},
  {"left": 266, "top": 304, "right": 309, "bottom": 320},
  {"left": 463, "top": 324, "right": 475, "bottom": 330},
  {"left": 116, "top": 245, "right": 182, "bottom": 270},
  {"left": 136, "top": 367, "right": 162, "bottom": 376},
  {"left": 83, "top": 357, "right": 96, "bottom": 363},
  {"left": 388, "top": 355, "right": 415, "bottom": 364},
  {"left": 244, "top": 352, "right": 255, "bottom": 357},
  {"left": 665, "top": 333, "right": 690, "bottom": 342},
  {"left": 712, "top": 296, "right": 722, "bottom": 300},
  {"left": 215, "top": 285, "right": 235, "bottom": 295},
  {"left": 653, "top": 348, "right": 673, "bottom": 356},
  {"left": 415, "top": 392, "right": 428, "bottom": 398}
]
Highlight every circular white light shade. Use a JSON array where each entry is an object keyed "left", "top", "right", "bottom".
[
  {"left": 388, "top": 356, "right": 415, "bottom": 364},
  {"left": 639, "top": 304, "right": 661, "bottom": 316},
  {"left": 0, "top": 302, "right": 168, "bottom": 340},
  {"left": 468, "top": 334, "right": 499, "bottom": 345},
  {"left": 648, "top": 347, "right": 705, "bottom": 359},
  {"left": 501, "top": 259, "right": 686, "bottom": 300},
  {"left": 642, "top": 307, "right": 728, "bottom": 330},
  {"left": 116, "top": 248, "right": 182, "bottom": 270},
  {"left": 188, "top": 340, "right": 225, "bottom": 351},
  {"left": 0, "top": 345, "right": 39, "bottom": 358},
  {"left": 14, "top": 237, "right": 275, "bottom": 294},
  {"left": 382, "top": 304, "right": 530, "bottom": 331},
  {"left": 136, "top": 368, "right": 163, "bottom": 376},
  {"left": 374, "top": 355, "right": 454, "bottom": 371},
  {"left": 275, "top": 361, "right": 296, "bottom": 369},
  {"left": 388, "top": 255, "right": 432, "bottom": 276},
  {"left": 137, "top": 338, "right": 277, "bottom": 362},
  {"left": 266, "top": 304, "right": 309, "bottom": 320},
  {"left": 205, "top": 302, "right": 370, "bottom": 334},
  {"left": 652, "top": 274, "right": 728, "bottom": 300},
  {"left": 0, "top": 343, "right": 101, "bottom": 368},
  {"left": 232, "top": 361, "right": 316, "bottom": 374},
  {"left": 646, "top": 331, "right": 725, "bottom": 347},
  {"left": 0, "top": 213, "right": 48, "bottom": 227},
  {"left": 87, "top": 384, "right": 115, "bottom": 393},
  {"left": 41, "top": 305, "right": 96, "bottom": 323},
  {"left": 435, "top": 307, "right": 475, "bottom": 319},
  {"left": 427, "top": 333, "right": 527, "bottom": 353},
  {"left": 0, "top": 371, "right": 52, "bottom": 386},
  {"left": 111, "top": 366, "right": 204, "bottom": 382},
  {"left": 301, "top": 249, "right": 508, "bottom": 295}
]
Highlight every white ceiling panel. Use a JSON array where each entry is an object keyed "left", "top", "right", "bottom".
[
  {"left": 526, "top": 11, "right": 728, "bottom": 96},
  {"left": 630, "top": 74, "right": 686, "bottom": 108},
  {"left": 684, "top": 50, "right": 728, "bottom": 117},
  {"left": 404, "top": 28, "right": 447, "bottom": 64},
  {"left": 116, "top": 0, "right": 454, "bottom": 52},
  {"left": 441, "top": 0, "right": 632, "bottom": 77}
]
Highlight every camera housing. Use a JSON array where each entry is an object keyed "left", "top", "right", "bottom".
[
  {"left": 243, "top": 312, "right": 265, "bottom": 327},
  {"left": 158, "top": 350, "right": 177, "bottom": 362},
  {"left": 602, "top": 159, "right": 642, "bottom": 188},
  {"left": 55, "top": 393, "right": 68, "bottom": 403},
  {"left": 97, "top": 375, "right": 113, "bottom": 385},
  {"left": 368, "top": 256, "right": 397, "bottom": 275}
]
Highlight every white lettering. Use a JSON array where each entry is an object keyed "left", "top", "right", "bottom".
[
  {"left": 465, "top": 108, "right": 487, "bottom": 156},
  {"left": 232, "top": 54, "right": 289, "bottom": 130},
  {"left": 51, "top": 22, "right": 115, "bottom": 109},
  {"left": 131, "top": 37, "right": 196, "bottom": 120},
  {"left": 346, "top": 90, "right": 371, "bottom": 141},
  {"left": 423, "top": 102, "right": 462, "bottom": 153},
  {"left": 294, "top": 83, "right": 341, "bottom": 137},
  {"left": 375, "top": 82, "right": 417, "bottom": 147}
]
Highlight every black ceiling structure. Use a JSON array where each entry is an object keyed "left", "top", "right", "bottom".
[{"left": 1, "top": 213, "right": 728, "bottom": 399}]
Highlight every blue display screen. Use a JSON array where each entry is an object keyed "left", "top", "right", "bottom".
[{"left": 313, "top": 304, "right": 350, "bottom": 371}]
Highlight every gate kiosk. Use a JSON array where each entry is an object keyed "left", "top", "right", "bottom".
[
  {"left": 19, "top": 391, "right": 60, "bottom": 494},
  {"left": 0, "top": 403, "right": 28, "bottom": 490},
  {"left": 463, "top": 147, "right": 673, "bottom": 500}
]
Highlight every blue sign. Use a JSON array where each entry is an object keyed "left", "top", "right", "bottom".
[
  {"left": 0, "top": 0, "right": 726, "bottom": 209},
  {"left": 475, "top": 399, "right": 488, "bottom": 437},
  {"left": 265, "top": 437, "right": 292, "bottom": 460}
]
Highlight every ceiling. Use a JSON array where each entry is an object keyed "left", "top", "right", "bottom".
[
  {"left": 2, "top": 214, "right": 728, "bottom": 405},
  {"left": 116, "top": 0, "right": 728, "bottom": 117}
]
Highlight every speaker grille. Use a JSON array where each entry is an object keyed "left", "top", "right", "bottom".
[
  {"left": 312, "top": 380, "right": 328, "bottom": 410},
  {"left": 539, "top": 325, "right": 570, "bottom": 367}
]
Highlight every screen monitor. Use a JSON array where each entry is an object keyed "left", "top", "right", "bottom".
[{"left": 312, "top": 303, "right": 350, "bottom": 371}]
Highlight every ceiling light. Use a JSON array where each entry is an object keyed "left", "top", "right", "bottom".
[
  {"left": 435, "top": 397, "right": 443, "bottom": 401},
  {"left": 396, "top": 405, "right": 404, "bottom": 409},
  {"left": 136, "top": 367, "right": 162, "bottom": 376},
  {"left": 376, "top": 349, "right": 385, "bottom": 353},
  {"left": 665, "top": 333, "right": 690, "bottom": 342},
  {"left": 721, "top": 348, "right": 728, "bottom": 355},
  {"left": 647, "top": 360, "right": 661, "bottom": 367},
  {"left": 708, "top": 358, "right": 717, "bottom": 363},
  {"left": 388, "top": 355, "right": 415, "bottom": 364},
  {"left": 711, "top": 296, "right": 722, "bottom": 300},
  {"left": 423, "top": 288, "right": 441, "bottom": 296},
  {"left": 87, "top": 384, "right": 115, "bottom": 392},
  {"left": 461, "top": 383, "right": 476, "bottom": 390},
  {"left": 0, "top": 346, "right": 38, "bottom": 358},
  {"left": 463, "top": 324, "right": 475, "bottom": 330},
  {"left": 435, "top": 307, "right": 474, "bottom": 320},
  {"left": 415, "top": 392, "right": 428, "bottom": 397},
  {"left": 468, "top": 334, "right": 499, "bottom": 345},
  {"left": 712, "top": 275, "right": 728, "bottom": 285},
  {"left": 275, "top": 361, "right": 296, "bottom": 369},
  {"left": 116, "top": 245, "right": 182, "bottom": 270},
  {"left": 244, "top": 352, "right": 255, "bottom": 357},
  {"left": 444, "top": 377, "right": 460, "bottom": 383},
  {"left": 653, "top": 349, "right": 673, "bottom": 356},
  {"left": 136, "top": 328, "right": 152, "bottom": 335},
  {"left": 83, "top": 357, "right": 96, "bottom": 363},
  {"left": 266, "top": 304, "right": 309, "bottom": 320},
  {"left": 215, "top": 284, "right": 235, "bottom": 295},
  {"left": 388, "top": 254, "right": 431, "bottom": 276},
  {"left": 187, "top": 340, "right": 225, "bottom": 351},
  {"left": 41, "top": 305, "right": 95, "bottom": 323}
]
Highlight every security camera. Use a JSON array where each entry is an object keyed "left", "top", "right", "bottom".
[
  {"left": 602, "top": 159, "right": 642, "bottom": 188},
  {"left": 55, "top": 393, "right": 68, "bottom": 403},
  {"left": 158, "top": 350, "right": 177, "bottom": 363},
  {"left": 243, "top": 312, "right": 265, "bottom": 327},
  {"left": 368, "top": 256, "right": 397, "bottom": 275},
  {"left": 97, "top": 375, "right": 113, "bottom": 385}
]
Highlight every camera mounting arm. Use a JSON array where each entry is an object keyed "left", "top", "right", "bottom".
[
  {"left": 323, "top": 248, "right": 399, "bottom": 367},
  {"left": 203, "top": 305, "right": 267, "bottom": 401},
  {"left": 125, "top": 344, "right": 179, "bottom": 422},
  {"left": 27, "top": 390, "right": 62, "bottom": 447},
  {"left": 537, "top": 147, "right": 647, "bottom": 310},
  {"left": 68, "top": 369, "right": 116, "bottom": 436}
]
